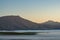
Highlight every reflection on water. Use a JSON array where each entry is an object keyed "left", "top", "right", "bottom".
[{"left": 0, "top": 30, "right": 60, "bottom": 40}]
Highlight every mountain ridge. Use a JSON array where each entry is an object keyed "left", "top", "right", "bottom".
[
  {"left": 0, "top": 15, "right": 39, "bottom": 30},
  {"left": 0, "top": 15, "right": 60, "bottom": 30}
]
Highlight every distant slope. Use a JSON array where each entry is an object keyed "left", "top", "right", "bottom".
[{"left": 39, "top": 20, "right": 60, "bottom": 29}]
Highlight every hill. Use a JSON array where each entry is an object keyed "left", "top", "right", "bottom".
[{"left": 39, "top": 20, "right": 60, "bottom": 29}]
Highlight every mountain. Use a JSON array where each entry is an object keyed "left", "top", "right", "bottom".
[
  {"left": 42, "top": 20, "right": 60, "bottom": 25},
  {"left": 39, "top": 20, "right": 60, "bottom": 29},
  {"left": 0, "top": 15, "right": 38, "bottom": 30},
  {"left": 0, "top": 15, "right": 60, "bottom": 30}
]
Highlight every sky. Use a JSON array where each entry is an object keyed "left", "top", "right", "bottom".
[{"left": 0, "top": 0, "right": 60, "bottom": 23}]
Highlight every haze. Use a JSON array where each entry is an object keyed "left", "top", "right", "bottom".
[{"left": 0, "top": 0, "right": 60, "bottom": 23}]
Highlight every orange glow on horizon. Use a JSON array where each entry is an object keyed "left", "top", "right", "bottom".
[
  {"left": 21, "top": 16, "right": 60, "bottom": 23},
  {"left": 26, "top": 17, "right": 60, "bottom": 23}
]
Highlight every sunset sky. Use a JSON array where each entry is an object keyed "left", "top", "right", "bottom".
[{"left": 0, "top": 0, "right": 60, "bottom": 23}]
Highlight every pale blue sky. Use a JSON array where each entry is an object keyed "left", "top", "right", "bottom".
[{"left": 0, "top": 0, "right": 60, "bottom": 23}]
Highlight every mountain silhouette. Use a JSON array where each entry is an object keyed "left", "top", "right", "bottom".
[
  {"left": 0, "top": 15, "right": 38, "bottom": 30},
  {"left": 39, "top": 20, "right": 60, "bottom": 29},
  {"left": 0, "top": 15, "right": 60, "bottom": 30}
]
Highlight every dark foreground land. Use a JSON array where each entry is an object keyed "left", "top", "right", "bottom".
[{"left": 0, "top": 32, "right": 37, "bottom": 35}]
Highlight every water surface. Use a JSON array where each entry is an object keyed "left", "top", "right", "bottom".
[{"left": 0, "top": 30, "right": 60, "bottom": 40}]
